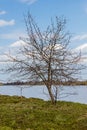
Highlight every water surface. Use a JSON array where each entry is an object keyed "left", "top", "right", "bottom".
[{"left": 0, "top": 85, "right": 87, "bottom": 104}]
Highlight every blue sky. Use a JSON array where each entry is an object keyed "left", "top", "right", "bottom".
[
  {"left": 0, "top": 0, "right": 87, "bottom": 48},
  {"left": 0, "top": 0, "right": 87, "bottom": 81}
]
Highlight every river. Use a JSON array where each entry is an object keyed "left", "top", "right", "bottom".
[{"left": 0, "top": 85, "right": 87, "bottom": 104}]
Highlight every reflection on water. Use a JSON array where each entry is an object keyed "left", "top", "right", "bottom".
[{"left": 0, "top": 85, "right": 87, "bottom": 104}]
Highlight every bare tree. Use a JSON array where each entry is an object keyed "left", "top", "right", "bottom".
[{"left": 3, "top": 13, "right": 82, "bottom": 104}]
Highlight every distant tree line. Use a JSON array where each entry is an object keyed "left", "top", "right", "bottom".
[{"left": 3, "top": 80, "right": 87, "bottom": 86}]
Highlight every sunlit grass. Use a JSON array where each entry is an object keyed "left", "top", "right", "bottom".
[{"left": 0, "top": 95, "right": 87, "bottom": 130}]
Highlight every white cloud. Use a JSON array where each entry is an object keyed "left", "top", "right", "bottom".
[
  {"left": 20, "top": 0, "right": 37, "bottom": 4},
  {"left": 74, "top": 43, "right": 87, "bottom": 51},
  {"left": 0, "top": 31, "right": 27, "bottom": 40},
  {"left": 0, "top": 33, "right": 18, "bottom": 40},
  {"left": 72, "top": 34, "right": 87, "bottom": 41},
  {"left": 0, "top": 55, "right": 8, "bottom": 61},
  {"left": 10, "top": 40, "right": 27, "bottom": 47},
  {"left": 0, "top": 10, "right": 6, "bottom": 15},
  {"left": 80, "top": 56, "right": 87, "bottom": 62},
  {"left": 73, "top": 43, "right": 87, "bottom": 63},
  {"left": 0, "top": 41, "right": 25, "bottom": 63},
  {"left": 1, "top": 40, "right": 87, "bottom": 64},
  {"left": 0, "top": 19, "right": 15, "bottom": 27}
]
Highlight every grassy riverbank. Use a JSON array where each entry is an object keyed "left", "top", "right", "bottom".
[{"left": 0, "top": 95, "right": 87, "bottom": 130}]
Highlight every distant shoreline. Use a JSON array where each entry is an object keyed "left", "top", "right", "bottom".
[{"left": 1, "top": 80, "right": 87, "bottom": 86}]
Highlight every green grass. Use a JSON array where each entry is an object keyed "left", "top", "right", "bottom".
[{"left": 0, "top": 95, "right": 87, "bottom": 130}]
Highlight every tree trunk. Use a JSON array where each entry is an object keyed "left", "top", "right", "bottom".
[
  {"left": 47, "top": 56, "right": 56, "bottom": 104},
  {"left": 47, "top": 85, "right": 55, "bottom": 104}
]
